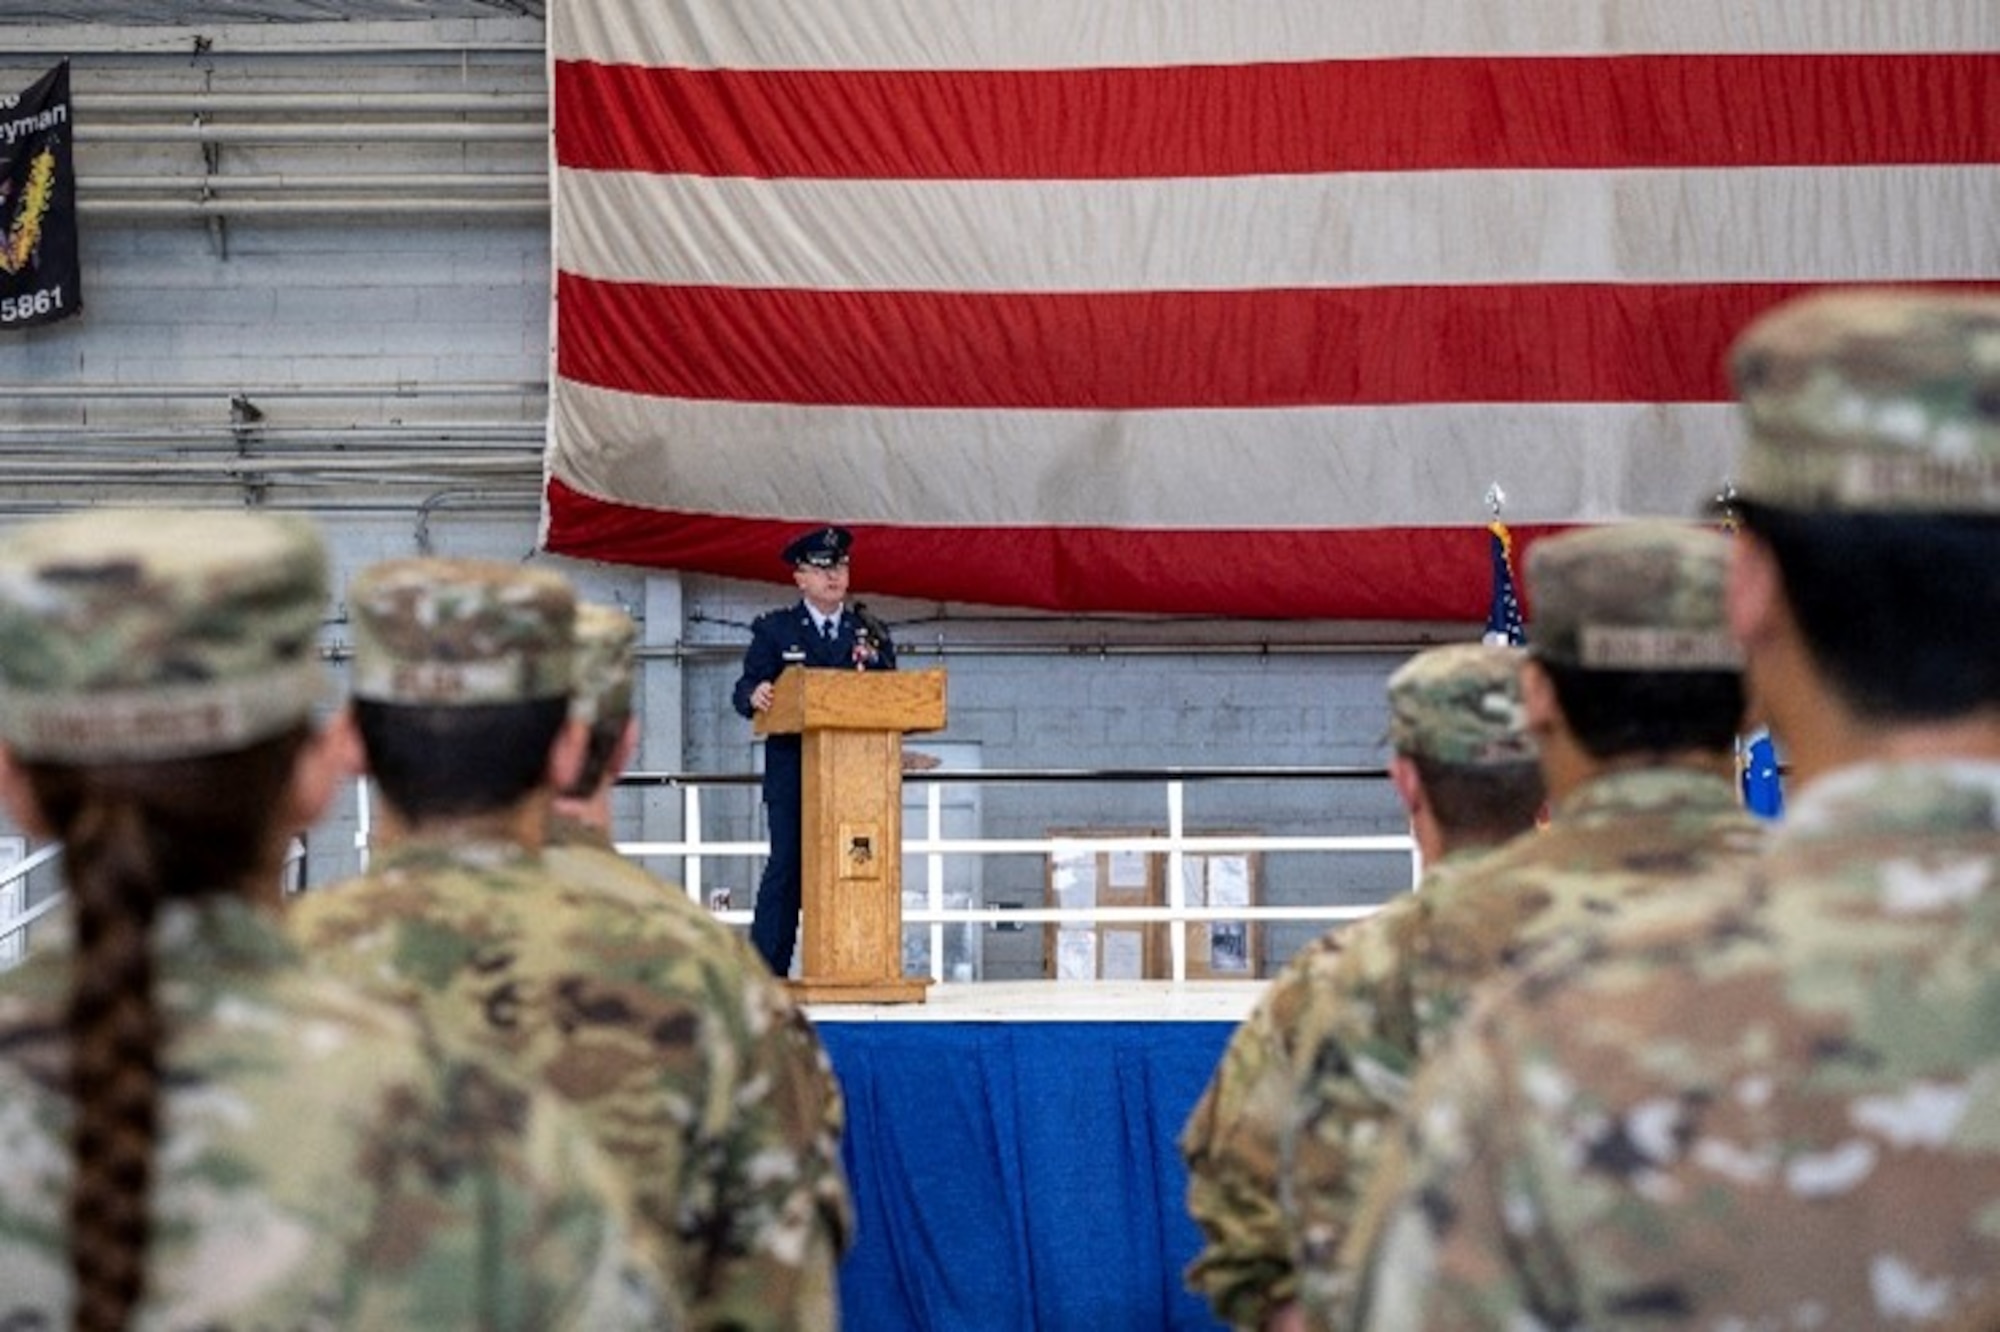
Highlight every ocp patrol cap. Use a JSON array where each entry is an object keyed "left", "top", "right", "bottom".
[
  {"left": 1526, "top": 521, "right": 1741, "bottom": 672},
  {"left": 0, "top": 508, "right": 329, "bottom": 762},
  {"left": 570, "top": 601, "right": 637, "bottom": 727},
  {"left": 1386, "top": 643, "right": 1536, "bottom": 767},
  {"left": 348, "top": 558, "right": 575, "bottom": 706},
  {"left": 1731, "top": 289, "right": 2000, "bottom": 514}
]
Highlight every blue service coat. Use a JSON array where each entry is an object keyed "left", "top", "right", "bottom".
[{"left": 731, "top": 603, "right": 897, "bottom": 971}]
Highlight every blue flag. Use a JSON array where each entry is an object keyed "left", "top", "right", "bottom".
[
  {"left": 1716, "top": 501, "right": 1783, "bottom": 820},
  {"left": 1741, "top": 728, "right": 1784, "bottom": 819},
  {"left": 1483, "top": 520, "right": 1525, "bottom": 646}
]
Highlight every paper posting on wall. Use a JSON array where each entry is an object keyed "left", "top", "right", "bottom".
[
  {"left": 1101, "top": 931, "right": 1144, "bottom": 981},
  {"left": 1052, "top": 850, "right": 1098, "bottom": 910},
  {"left": 1108, "top": 850, "right": 1150, "bottom": 891},
  {"left": 1057, "top": 930, "right": 1096, "bottom": 981}
]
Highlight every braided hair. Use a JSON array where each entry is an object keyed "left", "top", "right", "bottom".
[{"left": 21, "top": 728, "right": 308, "bottom": 1332}]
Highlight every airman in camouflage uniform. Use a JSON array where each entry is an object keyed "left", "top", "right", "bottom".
[
  {"left": 1351, "top": 290, "right": 2000, "bottom": 1329},
  {"left": 549, "top": 600, "right": 643, "bottom": 855},
  {"left": 288, "top": 559, "right": 851, "bottom": 1332},
  {"left": 546, "top": 598, "right": 856, "bottom": 1322},
  {"left": 1286, "top": 521, "right": 1767, "bottom": 1329},
  {"left": 1180, "top": 643, "right": 1544, "bottom": 1331},
  {"left": 0, "top": 510, "right": 674, "bottom": 1330}
]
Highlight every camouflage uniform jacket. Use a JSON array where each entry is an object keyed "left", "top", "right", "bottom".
[
  {"left": 1179, "top": 848, "right": 1494, "bottom": 1331},
  {"left": 289, "top": 834, "right": 852, "bottom": 1332},
  {"left": 1352, "top": 760, "right": 2000, "bottom": 1330},
  {"left": 0, "top": 896, "right": 679, "bottom": 1330},
  {"left": 542, "top": 833, "right": 856, "bottom": 1328},
  {"left": 544, "top": 810, "right": 619, "bottom": 854},
  {"left": 1286, "top": 766, "right": 1764, "bottom": 1328}
]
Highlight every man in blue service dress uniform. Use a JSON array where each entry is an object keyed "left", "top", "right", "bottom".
[{"left": 733, "top": 526, "right": 897, "bottom": 976}]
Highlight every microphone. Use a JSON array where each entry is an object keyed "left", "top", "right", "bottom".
[
  {"left": 851, "top": 602, "right": 891, "bottom": 668},
  {"left": 853, "top": 602, "right": 891, "bottom": 644}
]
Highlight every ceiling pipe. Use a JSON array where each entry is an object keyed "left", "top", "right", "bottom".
[
  {"left": 0, "top": 381, "right": 542, "bottom": 399},
  {"left": 79, "top": 196, "right": 547, "bottom": 216},
  {"left": 82, "top": 172, "right": 547, "bottom": 192},
  {"left": 0, "top": 454, "right": 538, "bottom": 476},
  {"left": 0, "top": 434, "right": 544, "bottom": 452},
  {"left": 6, "top": 39, "right": 542, "bottom": 59},
  {"left": 80, "top": 122, "right": 544, "bottom": 143},
  {"left": 84, "top": 92, "right": 547, "bottom": 113}
]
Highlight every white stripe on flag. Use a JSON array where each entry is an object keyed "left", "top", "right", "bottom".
[
  {"left": 549, "top": 385, "right": 1741, "bottom": 529},
  {"left": 556, "top": 166, "right": 2000, "bottom": 293},
  {"left": 550, "top": 1, "right": 2000, "bottom": 68}
]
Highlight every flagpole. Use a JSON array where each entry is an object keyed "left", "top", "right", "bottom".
[{"left": 1482, "top": 484, "right": 1525, "bottom": 647}]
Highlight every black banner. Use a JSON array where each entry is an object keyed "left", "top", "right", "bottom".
[{"left": 2, "top": 62, "right": 80, "bottom": 331}]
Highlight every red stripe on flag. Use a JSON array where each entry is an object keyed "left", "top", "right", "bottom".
[
  {"left": 561, "top": 278, "right": 1914, "bottom": 408},
  {"left": 544, "top": 477, "right": 1571, "bottom": 619},
  {"left": 553, "top": 54, "right": 2000, "bottom": 179}
]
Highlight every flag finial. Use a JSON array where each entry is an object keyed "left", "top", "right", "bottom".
[
  {"left": 1485, "top": 482, "right": 1507, "bottom": 517},
  {"left": 1712, "top": 478, "right": 1742, "bottom": 532}
]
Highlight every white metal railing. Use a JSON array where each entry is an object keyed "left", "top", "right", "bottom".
[
  {"left": 8, "top": 769, "right": 1414, "bottom": 983},
  {"left": 0, "top": 840, "right": 312, "bottom": 965},
  {"left": 613, "top": 768, "right": 1416, "bottom": 984},
  {"left": 0, "top": 844, "right": 69, "bottom": 967}
]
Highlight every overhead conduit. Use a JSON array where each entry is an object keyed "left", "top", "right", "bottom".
[{"left": 73, "top": 87, "right": 552, "bottom": 216}]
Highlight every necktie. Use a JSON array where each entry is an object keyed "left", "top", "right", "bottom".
[{"left": 821, "top": 618, "right": 836, "bottom": 641}]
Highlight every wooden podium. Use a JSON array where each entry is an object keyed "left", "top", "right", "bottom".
[{"left": 755, "top": 666, "right": 947, "bottom": 1003}]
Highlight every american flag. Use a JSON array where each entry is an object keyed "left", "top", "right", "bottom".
[
  {"left": 542, "top": 3, "right": 2000, "bottom": 619},
  {"left": 1482, "top": 519, "right": 1525, "bottom": 648}
]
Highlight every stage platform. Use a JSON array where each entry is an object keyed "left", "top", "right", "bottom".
[
  {"left": 805, "top": 981, "right": 1263, "bottom": 1332},
  {"left": 804, "top": 978, "right": 1261, "bottom": 1024}
]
